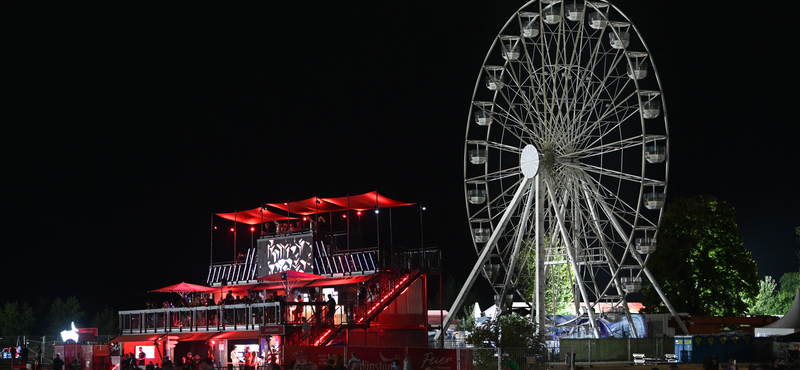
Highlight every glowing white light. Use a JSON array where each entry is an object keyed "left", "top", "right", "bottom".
[{"left": 60, "top": 322, "right": 79, "bottom": 342}]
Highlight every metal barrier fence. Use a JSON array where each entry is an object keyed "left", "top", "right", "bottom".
[
  {"left": 559, "top": 338, "right": 669, "bottom": 362},
  {"left": 467, "top": 348, "right": 549, "bottom": 370}
]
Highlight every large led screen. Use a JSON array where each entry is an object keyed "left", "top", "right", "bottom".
[{"left": 257, "top": 234, "right": 314, "bottom": 275}]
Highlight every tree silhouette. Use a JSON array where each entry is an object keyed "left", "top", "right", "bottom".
[{"left": 642, "top": 195, "right": 757, "bottom": 316}]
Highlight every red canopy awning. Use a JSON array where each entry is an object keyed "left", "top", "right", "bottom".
[
  {"left": 265, "top": 191, "right": 414, "bottom": 215},
  {"left": 149, "top": 282, "right": 217, "bottom": 294},
  {"left": 256, "top": 270, "right": 327, "bottom": 282},
  {"left": 324, "top": 191, "right": 415, "bottom": 211},
  {"left": 216, "top": 207, "right": 295, "bottom": 225},
  {"left": 265, "top": 197, "right": 344, "bottom": 216}
]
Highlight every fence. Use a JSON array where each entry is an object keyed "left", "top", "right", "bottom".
[
  {"left": 468, "top": 348, "right": 549, "bottom": 370},
  {"left": 1, "top": 335, "right": 116, "bottom": 364},
  {"left": 558, "top": 338, "right": 670, "bottom": 362}
]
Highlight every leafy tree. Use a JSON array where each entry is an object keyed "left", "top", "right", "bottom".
[
  {"left": 466, "top": 313, "right": 545, "bottom": 349},
  {"left": 776, "top": 270, "right": 800, "bottom": 314},
  {"left": 459, "top": 306, "right": 477, "bottom": 331},
  {"left": 522, "top": 240, "right": 575, "bottom": 315},
  {"left": 91, "top": 306, "right": 119, "bottom": 335},
  {"left": 641, "top": 195, "right": 758, "bottom": 316},
  {"left": 749, "top": 276, "right": 781, "bottom": 315},
  {"left": 0, "top": 301, "right": 36, "bottom": 335},
  {"left": 48, "top": 296, "right": 85, "bottom": 334}
]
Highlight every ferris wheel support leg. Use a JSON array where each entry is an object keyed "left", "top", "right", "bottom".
[
  {"left": 436, "top": 176, "right": 532, "bottom": 342},
  {"left": 499, "top": 178, "right": 536, "bottom": 316},
  {"left": 534, "top": 173, "right": 546, "bottom": 334},
  {"left": 640, "top": 266, "right": 689, "bottom": 334},
  {"left": 543, "top": 173, "right": 601, "bottom": 339},
  {"left": 579, "top": 173, "right": 689, "bottom": 335},
  {"left": 579, "top": 185, "right": 640, "bottom": 338}
]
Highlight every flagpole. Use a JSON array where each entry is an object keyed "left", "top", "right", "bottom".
[{"left": 234, "top": 211, "right": 237, "bottom": 262}]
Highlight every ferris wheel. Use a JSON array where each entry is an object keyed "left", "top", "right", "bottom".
[{"left": 442, "top": 0, "right": 688, "bottom": 338}]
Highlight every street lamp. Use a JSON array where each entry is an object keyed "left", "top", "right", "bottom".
[{"left": 419, "top": 205, "right": 426, "bottom": 247}]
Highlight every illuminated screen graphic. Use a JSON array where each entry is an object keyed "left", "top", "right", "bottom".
[
  {"left": 257, "top": 234, "right": 314, "bottom": 275},
  {"left": 136, "top": 346, "right": 155, "bottom": 359},
  {"left": 231, "top": 345, "right": 260, "bottom": 363}
]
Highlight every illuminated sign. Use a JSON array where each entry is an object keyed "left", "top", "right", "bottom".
[
  {"left": 61, "top": 322, "right": 79, "bottom": 342},
  {"left": 257, "top": 234, "right": 314, "bottom": 275},
  {"left": 259, "top": 325, "right": 285, "bottom": 336}
]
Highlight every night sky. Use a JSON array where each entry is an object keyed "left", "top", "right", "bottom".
[{"left": 5, "top": 1, "right": 799, "bottom": 319}]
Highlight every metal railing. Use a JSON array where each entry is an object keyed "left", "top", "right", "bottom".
[
  {"left": 119, "top": 303, "right": 282, "bottom": 334},
  {"left": 207, "top": 248, "right": 259, "bottom": 284}
]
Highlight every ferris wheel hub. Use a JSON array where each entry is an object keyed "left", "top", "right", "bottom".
[{"left": 520, "top": 145, "right": 540, "bottom": 179}]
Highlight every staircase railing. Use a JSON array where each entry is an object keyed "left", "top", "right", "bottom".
[{"left": 310, "top": 269, "right": 422, "bottom": 346}]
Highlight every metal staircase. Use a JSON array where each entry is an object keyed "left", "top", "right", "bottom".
[{"left": 300, "top": 269, "right": 423, "bottom": 346}]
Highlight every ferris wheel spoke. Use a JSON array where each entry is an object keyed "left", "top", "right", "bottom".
[
  {"left": 564, "top": 134, "right": 644, "bottom": 159},
  {"left": 503, "top": 61, "right": 548, "bottom": 134},
  {"left": 484, "top": 176, "right": 526, "bottom": 217},
  {"left": 466, "top": 166, "right": 523, "bottom": 184},
  {"left": 579, "top": 171, "right": 661, "bottom": 239},
  {"left": 490, "top": 66, "right": 544, "bottom": 141},
  {"left": 567, "top": 162, "right": 663, "bottom": 187},
  {"left": 466, "top": 139, "right": 523, "bottom": 154},
  {"left": 571, "top": 90, "right": 638, "bottom": 151}
]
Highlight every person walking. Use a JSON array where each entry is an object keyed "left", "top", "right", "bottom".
[
  {"left": 20, "top": 345, "right": 29, "bottom": 364},
  {"left": 347, "top": 353, "right": 361, "bottom": 370},
  {"left": 53, "top": 354, "right": 65, "bottom": 370}
]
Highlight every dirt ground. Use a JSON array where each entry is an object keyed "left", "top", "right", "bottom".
[{"left": 548, "top": 363, "right": 751, "bottom": 370}]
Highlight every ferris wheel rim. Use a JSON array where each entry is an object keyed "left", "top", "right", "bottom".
[{"left": 462, "top": 0, "right": 670, "bottom": 318}]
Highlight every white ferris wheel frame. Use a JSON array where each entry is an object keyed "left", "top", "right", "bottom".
[{"left": 439, "top": 0, "right": 689, "bottom": 340}]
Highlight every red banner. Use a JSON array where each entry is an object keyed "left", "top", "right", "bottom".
[
  {"left": 406, "top": 348, "right": 459, "bottom": 370},
  {"left": 284, "top": 346, "right": 345, "bottom": 370},
  {"left": 346, "top": 347, "right": 406, "bottom": 370}
]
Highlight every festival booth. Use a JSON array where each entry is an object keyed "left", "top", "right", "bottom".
[
  {"left": 116, "top": 190, "right": 434, "bottom": 366},
  {"left": 54, "top": 326, "right": 112, "bottom": 370}
]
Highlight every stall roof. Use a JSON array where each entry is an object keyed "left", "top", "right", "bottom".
[
  {"left": 756, "top": 289, "right": 800, "bottom": 337},
  {"left": 216, "top": 208, "right": 296, "bottom": 225},
  {"left": 211, "top": 330, "right": 260, "bottom": 340},
  {"left": 110, "top": 333, "right": 165, "bottom": 343},
  {"left": 305, "top": 275, "right": 373, "bottom": 287},
  {"left": 111, "top": 331, "right": 247, "bottom": 343},
  {"left": 265, "top": 191, "right": 415, "bottom": 215}
]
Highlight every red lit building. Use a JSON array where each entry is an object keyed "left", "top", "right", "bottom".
[{"left": 112, "top": 192, "right": 438, "bottom": 367}]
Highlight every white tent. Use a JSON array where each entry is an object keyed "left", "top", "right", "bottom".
[{"left": 755, "top": 289, "right": 800, "bottom": 337}]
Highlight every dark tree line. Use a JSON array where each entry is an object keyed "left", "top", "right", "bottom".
[{"left": 0, "top": 296, "right": 118, "bottom": 347}]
